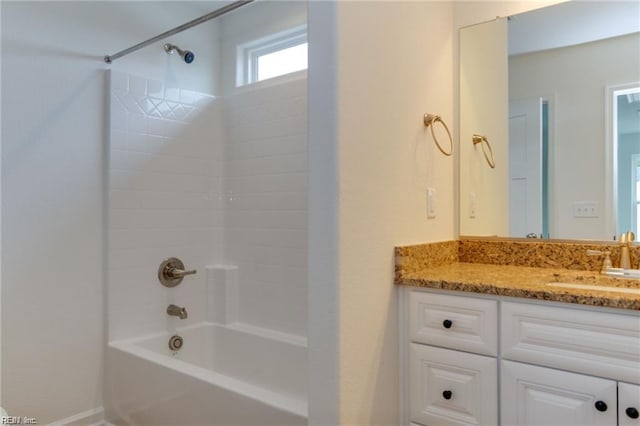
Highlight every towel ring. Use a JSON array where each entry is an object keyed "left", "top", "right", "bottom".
[
  {"left": 472, "top": 134, "right": 496, "bottom": 168},
  {"left": 423, "top": 114, "right": 453, "bottom": 156}
]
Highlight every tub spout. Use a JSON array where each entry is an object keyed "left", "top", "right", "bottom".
[{"left": 167, "top": 304, "right": 188, "bottom": 319}]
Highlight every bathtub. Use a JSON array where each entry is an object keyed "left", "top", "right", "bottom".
[{"left": 105, "top": 322, "right": 307, "bottom": 425}]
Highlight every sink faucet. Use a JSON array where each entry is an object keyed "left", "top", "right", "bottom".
[
  {"left": 586, "top": 249, "right": 613, "bottom": 273},
  {"left": 619, "top": 231, "right": 635, "bottom": 269},
  {"left": 167, "top": 304, "right": 188, "bottom": 319}
]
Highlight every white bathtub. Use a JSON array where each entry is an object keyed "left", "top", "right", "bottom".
[{"left": 105, "top": 322, "right": 307, "bottom": 425}]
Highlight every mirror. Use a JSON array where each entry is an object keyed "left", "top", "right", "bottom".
[{"left": 459, "top": 1, "right": 640, "bottom": 241}]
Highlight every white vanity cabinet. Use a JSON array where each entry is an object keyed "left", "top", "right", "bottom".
[
  {"left": 500, "top": 301, "right": 640, "bottom": 426},
  {"left": 402, "top": 288, "right": 640, "bottom": 426},
  {"left": 406, "top": 291, "right": 498, "bottom": 426}
]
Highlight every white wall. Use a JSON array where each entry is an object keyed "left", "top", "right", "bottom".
[
  {"left": 510, "top": 33, "right": 640, "bottom": 240},
  {"left": 0, "top": 0, "right": 3, "bottom": 409},
  {"left": 1, "top": 1, "right": 219, "bottom": 422},
  {"left": 454, "top": 1, "right": 566, "bottom": 29},
  {"left": 307, "top": 2, "right": 339, "bottom": 423}
]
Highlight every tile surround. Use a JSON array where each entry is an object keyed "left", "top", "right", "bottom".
[
  {"left": 108, "top": 71, "right": 308, "bottom": 341},
  {"left": 225, "top": 78, "right": 308, "bottom": 338},
  {"left": 108, "top": 71, "right": 221, "bottom": 341}
]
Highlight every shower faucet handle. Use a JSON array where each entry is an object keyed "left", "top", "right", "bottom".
[
  {"left": 158, "top": 257, "right": 196, "bottom": 287},
  {"left": 167, "top": 267, "right": 196, "bottom": 278}
]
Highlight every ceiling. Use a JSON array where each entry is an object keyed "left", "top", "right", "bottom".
[{"left": 508, "top": 1, "right": 640, "bottom": 55}]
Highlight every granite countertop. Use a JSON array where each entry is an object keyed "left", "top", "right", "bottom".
[
  {"left": 395, "top": 239, "right": 640, "bottom": 311},
  {"left": 396, "top": 262, "right": 640, "bottom": 311}
]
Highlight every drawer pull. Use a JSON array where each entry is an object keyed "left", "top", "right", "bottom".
[
  {"left": 627, "top": 407, "right": 639, "bottom": 419},
  {"left": 594, "top": 401, "right": 608, "bottom": 412},
  {"left": 442, "top": 390, "right": 453, "bottom": 400},
  {"left": 442, "top": 319, "right": 453, "bottom": 329}
]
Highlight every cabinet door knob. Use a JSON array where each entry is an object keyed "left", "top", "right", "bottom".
[
  {"left": 442, "top": 319, "right": 453, "bottom": 329},
  {"left": 594, "top": 401, "right": 608, "bottom": 412},
  {"left": 626, "top": 407, "right": 639, "bottom": 419},
  {"left": 442, "top": 390, "right": 453, "bottom": 400}
]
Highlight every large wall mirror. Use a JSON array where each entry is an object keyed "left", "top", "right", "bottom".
[{"left": 459, "top": 1, "right": 640, "bottom": 241}]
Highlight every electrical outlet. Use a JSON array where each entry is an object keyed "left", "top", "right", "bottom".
[{"left": 427, "top": 188, "right": 437, "bottom": 218}]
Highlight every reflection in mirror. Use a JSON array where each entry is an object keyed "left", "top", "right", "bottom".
[{"left": 459, "top": 1, "right": 640, "bottom": 241}]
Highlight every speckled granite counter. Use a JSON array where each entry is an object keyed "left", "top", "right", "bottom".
[{"left": 395, "top": 239, "right": 640, "bottom": 311}]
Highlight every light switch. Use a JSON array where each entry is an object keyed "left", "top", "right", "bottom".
[
  {"left": 427, "top": 188, "right": 437, "bottom": 218},
  {"left": 469, "top": 192, "right": 477, "bottom": 218}
]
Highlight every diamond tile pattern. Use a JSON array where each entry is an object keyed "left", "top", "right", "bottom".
[{"left": 107, "top": 71, "right": 221, "bottom": 342}]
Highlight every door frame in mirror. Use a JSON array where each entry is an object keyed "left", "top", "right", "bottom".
[{"left": 606, "top": 82, "right": 640, "bottom": 241}]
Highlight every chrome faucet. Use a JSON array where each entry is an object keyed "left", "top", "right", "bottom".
[
  {"left": 619, "top": 231, "right": 635, "bottom": 269},
  {"left": 167, "top": 304, "right": 188, "bottom": 319}
]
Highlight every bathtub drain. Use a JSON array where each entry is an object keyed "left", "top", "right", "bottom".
[{"left": 168, "top": 335, "right": 184, "bottom": 351}]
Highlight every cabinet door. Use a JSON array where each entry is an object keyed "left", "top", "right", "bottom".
[
  {"left": 410, "top": 344, "right": 497, "bottom": 425},
  {"left": 620, "top": 382, "right": 640, "bottom": 426},
  {"left": 502, "top": 360, "right": 617, "bottom": 426}
]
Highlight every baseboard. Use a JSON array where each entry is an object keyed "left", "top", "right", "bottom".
[{"left": 46, "top": 407, "right": 104, "bottom": 426}]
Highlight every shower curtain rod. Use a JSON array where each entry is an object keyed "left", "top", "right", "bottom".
[{"left": 104, "top": 0, "right": 254, "bottom": 64}]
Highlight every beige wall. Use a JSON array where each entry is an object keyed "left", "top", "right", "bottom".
[
  {"left": 307, "top": 2, "right": 572, "bottom": 425},
  {"left": 510, "top": 33, "right": 640, "bottom": 240},
  {"left": 459, "top": 18, "right": 509, "bottom": 236},
  {"left": 336, "top": 2, "right": 455, "bottom": 424}
]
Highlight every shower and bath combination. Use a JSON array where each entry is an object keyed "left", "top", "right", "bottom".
[{"left": 103, "top": 1, "right": 308, "bottom": 423}]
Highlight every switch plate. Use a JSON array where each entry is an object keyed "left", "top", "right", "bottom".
[
  {"left": 469, "top": 192, "right": 477, "bottom": 218},
  {"left": 427, "top": 188, "right": 437, "bottom": 218},
  {"left": 573, "top": 202, "right": 599, "bottom": 218}
]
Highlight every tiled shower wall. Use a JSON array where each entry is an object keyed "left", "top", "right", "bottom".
[
  {"left": 108, "top": 71, "right": 307, "bottom": 341},
  {"left": 108, "top": 71, "right": 223, "bottom": 341},
  {"left": 225, "top": 78, "right": 308, "bottom": 338}
]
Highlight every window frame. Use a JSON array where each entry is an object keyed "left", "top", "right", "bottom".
[{"left": 237, "top": 25, "right": 308, "bottom": 87}]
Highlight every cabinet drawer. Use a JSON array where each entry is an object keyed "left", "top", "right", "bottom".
[
  {"left": 409, "top": 291, "right": 497, "bottom": 355},
  {"left": 502, "top": 301, "right": 640, "bottom": 383},
  {"left": 410, "top": 343, "right": 497, "bottom": 426}
]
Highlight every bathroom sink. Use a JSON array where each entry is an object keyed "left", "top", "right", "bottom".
[{"left": 547, "top": 282, "right": 640, "bottom": 295}]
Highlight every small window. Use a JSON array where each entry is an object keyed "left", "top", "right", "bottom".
[{"left": 237, "top": 26, "right": 307, "bottom": 86}]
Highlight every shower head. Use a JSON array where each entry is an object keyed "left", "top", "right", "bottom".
[{"left": 164, "top": 43, "right": 195, "bottom": 64}]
